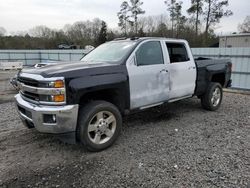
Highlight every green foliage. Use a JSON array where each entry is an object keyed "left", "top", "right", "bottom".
[
  {"left": 0, "top": 19, "right": 109, "bottom": 49},
  {"left": 187, "top": 0, "right": 204, "bottom": 35},
  {"left": 138, "top": 27, "right": 146, "bottom": 37},
  {"left": 117, "top": 0, "right": 145, "bottom": 35},
  {"left": 96, "top": 21, "right": 108, "bottom": 45},
  {"left": 164, "top": 0, "right": 186, "bottom": 37},
  {"left": 203, "top": 0, "right": 233, "bottom": 37},
  {"left": 0, "top": 0, "right": 233, "bottom": 49},
  {"left": 130, "top": 0, "right": 146, "bottom": 34},
  {"left": 117, "top": 1, "right": 131, "bottom": 36}
]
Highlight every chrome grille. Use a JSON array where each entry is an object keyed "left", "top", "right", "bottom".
[
  {"left": 18, "top": 77, "right": 39, "bottom": 87},
  {"left": 21, "top": 91, "right": 39, "bottom": 101}
]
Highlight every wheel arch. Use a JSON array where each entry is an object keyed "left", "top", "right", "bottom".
[
  {"left": 78, "top": 88, "right": 128, "bottom": 115},
  {"left": 211, "top": 73, "right": 226, "bottom": 87}
]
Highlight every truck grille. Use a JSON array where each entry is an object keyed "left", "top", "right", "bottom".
[
  {"left": 18, "top": 76, "right": 40, "bottom": 102},
  {"left": 18, "top": 77, "right": 39, "bottom": 87},
  {"left": 21, "top": 91, "right": 39, "bottom": 101}
]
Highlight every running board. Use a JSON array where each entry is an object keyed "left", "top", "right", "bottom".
[
  {"left": 140, "top": 102, "right": 164, "bottom": 110},
  {"left": 168, "top": 95, "right": 192, "bottom": 103}
]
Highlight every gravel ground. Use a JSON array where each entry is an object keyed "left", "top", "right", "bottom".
[
  {"left": 0, "top": 93, "right": 249, "bottom": 188},
  {"left": 0, "top": 70, "right": 18, "bottom": 104}
]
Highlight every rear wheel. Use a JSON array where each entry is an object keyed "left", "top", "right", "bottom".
[
  {"left": 201, "top": 82, "right": 223, "bottom": 111},
  {"left": 77, "top": 101, "right": 122, "bottom": 151}
]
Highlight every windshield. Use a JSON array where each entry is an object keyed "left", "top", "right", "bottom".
[{"left": 81, "top": 41, "right": 136, "bottom": 64}]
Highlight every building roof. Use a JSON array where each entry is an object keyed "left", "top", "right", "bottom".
[{"left": 219, "top": 33, "right": 250, "bottom": 38}]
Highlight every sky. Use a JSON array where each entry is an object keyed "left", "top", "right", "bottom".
[{"left": 0, "top": 0, "right": 249, "bottom": 35}]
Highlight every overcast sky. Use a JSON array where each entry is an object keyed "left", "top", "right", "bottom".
[{"left": 0, "top": 0, "right": 249, "bottom": 35}]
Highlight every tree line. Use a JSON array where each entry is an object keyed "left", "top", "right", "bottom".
[
  {"left": 0, "top": 18, "right": 108, "bottom": 49},
  {"left": 0, "top": 0, "right": 248, "bottom": 49},
  {"left": 117, "top": 0, "right": 234, "bottom": 47}
]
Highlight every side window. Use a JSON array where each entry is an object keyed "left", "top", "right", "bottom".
[
  {"left": 166, "top": 42, "right": 189, "bottom": 63},
  {"left": 136, "top": 41, "right": 164, "bottom": 66}
]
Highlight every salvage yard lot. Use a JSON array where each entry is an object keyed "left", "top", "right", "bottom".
[{"left": 0, "top": 93, "right": 249, "bottom": 187}]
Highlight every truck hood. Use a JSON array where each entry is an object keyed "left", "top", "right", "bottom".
[{"left": 20, "top": 61, "right": 124, "bottom": 78}]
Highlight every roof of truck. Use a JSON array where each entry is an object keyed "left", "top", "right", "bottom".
[{"left": 113, "top": 37, "right": 187, "bottom": 43}]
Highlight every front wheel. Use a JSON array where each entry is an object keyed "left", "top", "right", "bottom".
[
  {"left": 201, "top": 82, "right": 223, "bottom": 111},
  {"left": 76, "top": 101, "right": 122, "bottom": 151}
]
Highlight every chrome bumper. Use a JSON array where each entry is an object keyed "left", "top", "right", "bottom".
[{"left": 15, "top": 94, "right": 79, "bottom": 134}]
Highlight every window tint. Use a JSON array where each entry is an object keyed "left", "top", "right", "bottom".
[
  {"left": 166, "top": 43, "right": 189, "bottom": 63},
  {"left": 136, "top": 41, "right": 164, "bottom": 66}
]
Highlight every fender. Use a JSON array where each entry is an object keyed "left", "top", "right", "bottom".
[{"left": 66, "top": 71, "right": 130, "bottom": 112}]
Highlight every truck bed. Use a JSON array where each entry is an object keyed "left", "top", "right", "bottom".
[{"left": 194, "top": 57, "right": 232, "bottom": 96}]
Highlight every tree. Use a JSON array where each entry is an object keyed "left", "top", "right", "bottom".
[
  {"left": 173, "top": 1, "right": 186, "bottom": 37},
  {"left": 203, "top": 0, "right": 233, "bottom": 38},
  {"left": 164, "top": 0, "right": 176, "bottom": 37},
  {"left": 0, "top": 27, "right": 7, "bottom": 36},
  {"left": 129, "top": 0, "right": 145, "bottom": 34},
  {"left": 117, "top": 1, "right": 131, "bottom": 36},
  {"left": 164, "top": 0, "right": 185, "bottom": 37},
  {"left": 97, "top": 21, "right": 107, "bottom": 45},
  {"left": 117, "top": 0, "right": 145, "bottom": 35},
  {"left": 138, "top": 27, "right": 146, "bottom": 37},
  {"left": 29, "top": 25, "right": 53, "bottom": 38},
  {"left": 187, "top": 0, "right": 204, "bottom": 36},
  {"left": 238, "top": 16, "right": 250, "bottom": 33},
  {"left": 157, "top": 23, "right": 168, "bottom": 37},
  {"left": 106, "top": 30, "right": 117, "bottom": 41}
]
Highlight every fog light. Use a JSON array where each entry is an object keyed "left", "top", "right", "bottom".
[{"left": 43, "top": 114, "right": 57, "bottom": 124}]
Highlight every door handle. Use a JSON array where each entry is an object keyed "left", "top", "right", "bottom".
[
  {"left": 188, "top": 66, "right": 196, "bottom": 70},
  {"left": 160, "top": 69, "right": 168, "bottom": 73}
]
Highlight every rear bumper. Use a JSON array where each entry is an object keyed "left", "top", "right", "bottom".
[
  {"left": 15, "top": 94, "right": 79, "bottom": 134},
  {"left": 226, "top": 79, "right": 232, "bottom": 88}
]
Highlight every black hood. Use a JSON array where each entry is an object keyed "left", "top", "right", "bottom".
[{"left": 21, "top": 61, "right": 124, "bottom": 78}]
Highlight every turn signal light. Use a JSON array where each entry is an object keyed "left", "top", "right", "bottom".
[
  {"left": 54, "top": 80, "right": 64, "bottom": 88},
  {"left": 53, "top": 95, "right": 65, "bottom": 102}
]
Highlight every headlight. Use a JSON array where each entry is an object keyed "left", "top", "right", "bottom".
[
  {"left": 48, "top": 80, "right": 64, "bottom": 88},
  {"left": 39, "top": 79, "right": 66, "bottom": 103}
]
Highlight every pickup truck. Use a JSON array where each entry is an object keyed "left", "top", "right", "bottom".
[{"left": 15, "top": 37, "right": 232, "bottom": 151}]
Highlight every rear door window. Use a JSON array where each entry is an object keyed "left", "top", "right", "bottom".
[{"left": 165, "top": 42, "right": 189, "bottom": 63}]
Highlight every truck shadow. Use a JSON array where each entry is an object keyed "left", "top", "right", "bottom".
[{"left": 123, "top": 98, "right": 201, "bottom": 125}]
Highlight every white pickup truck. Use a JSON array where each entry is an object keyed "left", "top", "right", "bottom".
[{"left": 15, "top": 37, "right": 232, "bottom": 151}]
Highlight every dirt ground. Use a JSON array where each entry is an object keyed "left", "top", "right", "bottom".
[{"left": 0, "top": 92, "right": 249, "bottom": 188}]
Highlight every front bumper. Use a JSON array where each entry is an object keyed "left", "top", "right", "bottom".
[{"left": 15, "top": 94, "right": 79, "bottom": 134}]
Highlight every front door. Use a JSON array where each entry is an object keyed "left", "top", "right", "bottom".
[{"left": 127, "top": 41, "right": 170, "bottom": 109}]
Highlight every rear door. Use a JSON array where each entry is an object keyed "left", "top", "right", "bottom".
[
  {"left": 164, "top": 41, "right": 196, "bottom": 100},
  {"left": 127, "top": 40, "right": 170, "bottom": 109}
]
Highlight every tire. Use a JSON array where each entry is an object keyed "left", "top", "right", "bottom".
[
  {"left": 76, "top": 100, "right": 122, "bottom": 151},
  {"left": 201, "top": 82, "right": 223, "bottom": 111}
]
